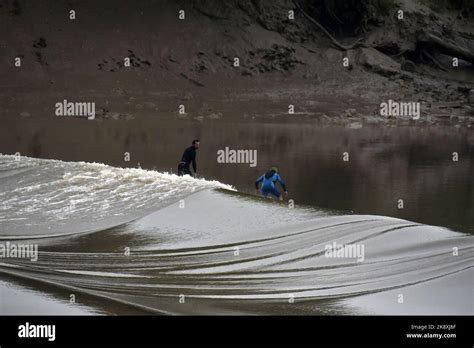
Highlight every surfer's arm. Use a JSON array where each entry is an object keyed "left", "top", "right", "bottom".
[
  {"left": 276, "top": 174, "right": 287, "bottom": 192},
  {"left": 191, "top": 151, "right": 197, "bottom": 174},
  {"left": 255, "top": 175, "right": 264, "bottom": 189}
]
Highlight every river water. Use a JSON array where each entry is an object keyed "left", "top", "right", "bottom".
[{"left": 0, "top": 118, "right": 472, "bottom": 315}]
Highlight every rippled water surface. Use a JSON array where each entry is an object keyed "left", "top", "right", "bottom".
[{"left": 0, "top": 155, "right": 472, "bottom": 315}]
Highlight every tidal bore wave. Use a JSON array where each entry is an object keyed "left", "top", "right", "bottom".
[{"left": 0, "top": 155, "right": 473, "bottom": 314}]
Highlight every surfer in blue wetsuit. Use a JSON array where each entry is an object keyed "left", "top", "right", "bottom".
[{"left": 255, "top": 167, "right": 288, "bottom": 200}]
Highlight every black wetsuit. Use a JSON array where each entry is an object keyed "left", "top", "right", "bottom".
[{"left": 177, "top": 146, "right": 197, "bottom": 176}]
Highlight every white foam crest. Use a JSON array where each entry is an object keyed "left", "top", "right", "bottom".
[{"left": 0, "top": 155, "right": 235, "bottom": 230}]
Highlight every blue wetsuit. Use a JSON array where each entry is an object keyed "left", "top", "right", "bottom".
[{"left": 255, "top": 171, "right": 287, "bottom": 198}]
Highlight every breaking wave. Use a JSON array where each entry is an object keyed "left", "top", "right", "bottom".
[{"left": 0, "top": 155, "right": 473, "bottom": 315}]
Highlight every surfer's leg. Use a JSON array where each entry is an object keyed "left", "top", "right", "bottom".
[
  {"left": 178, "top": 162, "right": 192, "bottom": 176},
  {"left": 261, "top": 186, "right": 280, "bottom": 199},
  {"left": 177, "top": 162, "right": 186, "bottom": 176},
  {"left": 269, "top": 186, "right": 281, "bottom": 200}
]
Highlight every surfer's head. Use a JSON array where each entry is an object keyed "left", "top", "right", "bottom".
[
  {"left": 265, "top": 166, "right": 278, "bottom": 178},
  {"left": 192, "top": 139, "right": 200, "bottom": 149}
]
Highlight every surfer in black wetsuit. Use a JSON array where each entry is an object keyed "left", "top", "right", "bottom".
[{"left": 177, "top": 139, "right": 199, "bottom": 176}]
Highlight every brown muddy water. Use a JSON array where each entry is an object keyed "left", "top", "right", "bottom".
[{"left": 0, "top": 118, "right": 473, "bottom": 315}]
